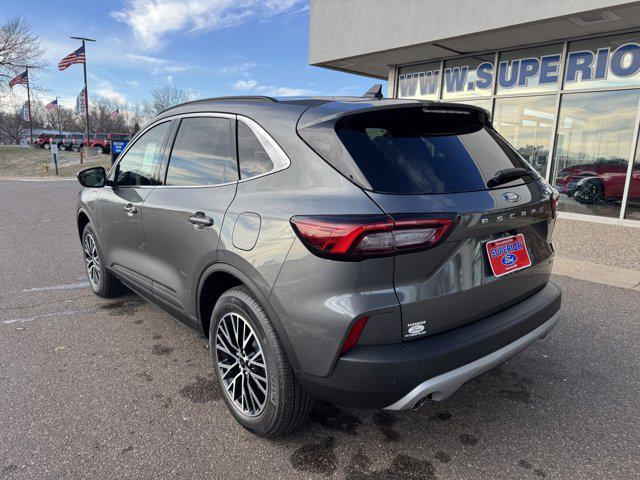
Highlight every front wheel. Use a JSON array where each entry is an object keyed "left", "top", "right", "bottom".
[
  {"left": 210, "top": 286, "right": 314, "bottom": 437},
  {"left": 82, "top": 224, "right": 122, "bottom": 298},
  {"left": 43, "top": 143, "right": 50, "bottom": 150},
  {"left": 96, "top": 146, "right": 104, "bottom": 155}
]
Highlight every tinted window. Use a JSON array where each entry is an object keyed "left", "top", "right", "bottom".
[
  {"left": 165, "top": 117, "right": 237, "bottom": 186},
  {"left": 114, "top": 121, "right": 170, "bottom": 186},
  {"left": 237, "top": 121, "right": 274, "bottom": 179},
  {"left": 307, "top": 108, "right": 531, "bottom": 194}
]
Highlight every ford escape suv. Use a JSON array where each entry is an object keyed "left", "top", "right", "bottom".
[{"left": 76, "top": 92, "right": 561, "bottom": 437}]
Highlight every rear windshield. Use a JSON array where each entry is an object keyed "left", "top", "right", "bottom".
[{"left": 300, "top": 107, "right": 534, "bottom": 194}]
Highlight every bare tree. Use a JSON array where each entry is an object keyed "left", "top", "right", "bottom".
[
  {"left": 0, "top": 17, "right": 45, "bottom": 93},
  {"left": 0, "top": 110, "right": 28, "bottom": 144},
  {"left": 143, "top": 85, "right": 193, "bottom": 118}
]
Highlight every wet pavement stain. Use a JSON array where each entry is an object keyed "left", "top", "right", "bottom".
[
  {"left": 432, "top": 412, "right": 452, "bottom": 421},
  {"left": 347, "top": 449, "right": 370, "bottom": 471},
  {"left": 121, "top": 446, "right": 133, "bottom": 454},
  {"left": 518, "top": 459, "right": 546, "bottom": 477},
  {"left": 373, "top": 411, "right": 401, "bottom": 442},
  {"left": 290, "top": 437, "right": 337, "bottom": 475},
  {"left": 459, "top": 433, "right": 479, "bottom": 446},
  {"left": 500, "top": 386, "right": 532, "bottom": 403},
  {"left": 152, "top": 344, "right": 174, "bottom": 356},
  {"left": 152, "top": 334, "right": 162, "bottom": 340},
  {"left": 179, "top": 376, "right": 220, "bottom": 403},
  {"left": 99, "top": 300, "right": 140, "bottom": 317},
  {"left": 133, "top": 319, "right": 143, "bottom": 325},
  {"left": 434, "top": 451, "right": 451, "bottom": 463},
  {"left": 135, "top": 371, "right": 153, "bottom": 382},
  {"left": 309, "top": 402, "right": 361, "bottom": 436},
  {"left": 346, "top": 454, "right": 436, "bottom": 480}
]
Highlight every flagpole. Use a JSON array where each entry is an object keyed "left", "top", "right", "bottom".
[
  {"left": 71, "top": 36, "right": 95, "bottom": 163},
  {"left": 25, "top": 66, "right": 33, "bottom": 147},
  {"left": 56, "top": 96, "right": 62, "bottom": 134}
]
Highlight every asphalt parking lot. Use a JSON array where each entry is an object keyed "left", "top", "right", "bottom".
[{"left": 1, "top": 178, "right": 639, "bottom": 479}]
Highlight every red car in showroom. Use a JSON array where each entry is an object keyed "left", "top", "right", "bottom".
[{"left": 555, "top": 159, "right": 640, "bottom": 204}]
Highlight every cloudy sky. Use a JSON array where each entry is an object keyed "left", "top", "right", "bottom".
[{"left": 2, "top": 0, "right": 383, "bottom": 108}]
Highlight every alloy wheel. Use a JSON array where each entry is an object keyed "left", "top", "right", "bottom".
[
  {"left": 215, "top": 312, "right": 268, "bottom": 417},
  {"left": 83, "top": 233, "right": 101, "bottom": 288}
]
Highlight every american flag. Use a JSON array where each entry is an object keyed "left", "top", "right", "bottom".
[
  {"left": 110, "top": 109, "right": 119, "bottom": 119},
  {"left": 45, "top": 99, "right": 59, "bottom": 110},
  {"left": 58, "top": 45, "right": 85, "bottom": 71},
  {"left": 8, "top": 70, "right": 28, "bottom": 88}
]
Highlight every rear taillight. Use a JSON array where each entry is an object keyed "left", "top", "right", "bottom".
[
  {"left": 550, "top": 189, "right": 560, "bottom": 218},
  {"left": 341, "top": 316, "right": 368, "bottom": 354},
  {"left": 290, "top": 214, "right": 458, "bottom": 260}
]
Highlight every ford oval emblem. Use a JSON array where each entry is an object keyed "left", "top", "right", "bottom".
[
  {"left": 408, "top": 325, "right": 425, "bottom": 335},
  {"left": 503, "top": 192, "right": 520, "bottom": 203},
  {"left": 501, "top": 253, "right": 517, "bottom": 266}
]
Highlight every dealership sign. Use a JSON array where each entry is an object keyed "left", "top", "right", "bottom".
[{"left": 398, "top": 42, "right": 640, "bottom": 97}]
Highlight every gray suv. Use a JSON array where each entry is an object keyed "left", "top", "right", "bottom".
[{"left": 76, "top": 94, "right": 562, "bottom": 437}]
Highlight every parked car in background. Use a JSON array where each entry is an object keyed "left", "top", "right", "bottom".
[
  {"left": 75, "top": 95, "right": 561, "bottom": 437},
  {"left": 107, "top": 132, "right": 130, "bottom": 143},
  {"left": 61, "top": 133, "right": 85, "bottom": 152},
  {"left": 554, "top": 159, "right": 634, "bottom": 204},
  {"left": 89, "top": 133, "right": 109, "bottom": 154}
]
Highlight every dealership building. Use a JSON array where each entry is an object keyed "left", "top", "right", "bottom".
[{"left": 310, "top": 0, "right": 640, "bottom": 226}]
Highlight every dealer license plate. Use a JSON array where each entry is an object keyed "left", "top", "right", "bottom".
[{"left": 485, "top": 234, "right": 532, "bottom": 277}]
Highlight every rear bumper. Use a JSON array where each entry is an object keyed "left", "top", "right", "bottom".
[{"left": 296, "top": 281, "right": 561, "bottom": 409}]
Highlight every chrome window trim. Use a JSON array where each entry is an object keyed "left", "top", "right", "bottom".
[{"left": 236, "top": 114, "right": 291, "bottom": 183}]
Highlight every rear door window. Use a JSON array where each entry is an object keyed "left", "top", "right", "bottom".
[
  {"left": 165, "top": 117, "right": 238, "bottom": 186},
  {"left": 301, "top": 107, "right": 534, "bottom": 194}
]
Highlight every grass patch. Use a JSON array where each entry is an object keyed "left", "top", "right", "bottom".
[{"left": 0, "top": 146, "right": 112, "bottom": 178}]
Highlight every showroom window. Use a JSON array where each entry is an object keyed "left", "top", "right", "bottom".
[
  {"left": 397, "top": 61, "right": 440, "bottom": 100},
  {"left": 564, "top": 33, "right": 640, "bottom": 91},
  {"left": 497, "top": 44, "right": 563, "bottom": 95},
  {"left": 493, "top": 96, "right": 556, "bottom": 177},
  {"left": 624, "top": 137, "right": 640, "bottom": 221},
  {"left": 553, "top": 89, "right": 640, "bottom": 218},
  {"left": 396, "top": 31, "right": 640, "bottom": 224},
  {"left": 441, "top": 54, "right": 494, "bottom": 100}
]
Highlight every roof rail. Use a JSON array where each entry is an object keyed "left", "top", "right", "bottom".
[{"left": 158, "top": 96, "right": 278, "bottom": 115}]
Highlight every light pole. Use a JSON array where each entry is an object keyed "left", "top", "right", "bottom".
[{"left": 70, "top": 36, "right": 95, "bottom": 161}]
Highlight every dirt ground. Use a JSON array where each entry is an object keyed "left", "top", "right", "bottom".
[{"left": 0, "top": 146, "right": 111, "bottom": 178}]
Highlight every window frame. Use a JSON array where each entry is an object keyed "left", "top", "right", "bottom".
[{"left": 108, "top": 119, "right": 174, "bottom": 188}]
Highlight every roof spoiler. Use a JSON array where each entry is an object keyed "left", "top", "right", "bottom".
[{"left": 362, "top": 84, "right": 383, "bottom": 100}]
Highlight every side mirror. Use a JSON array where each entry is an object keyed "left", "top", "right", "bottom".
[{"left": 77, "top": 167, "right": 106, "bottom": 188}]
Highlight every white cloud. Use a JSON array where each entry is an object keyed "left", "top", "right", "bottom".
[
  {"left": 96, "top": 87, "right": 127, "bottom": 104},
  {"left": 123, "top": 53, "right": 190, "bottom": 75},
  {"left": 111, "top": 0, "right": 304, "bottom": 50},
  {"left": 219, "top": 61, "right": 258, "bottom": 76},
  {"left": 233, "top": 79, "right": 257, "bottom": 91},
  {"left": 126, "top": 80, "right": 139, "bottom": 88},
  {"left": 257, "top": 85, "right": 314, "bottom": 96},
  {"left": 231, "top": 77, "right": 315, "bottom": 96}
]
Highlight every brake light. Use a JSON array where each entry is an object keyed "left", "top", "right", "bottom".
[
  {"left": 341, "top": 316, "right": 368, "bottom": 354},
  {"left": 290, "top": 214, "right": 458, "bottom": 260},
  {"left": 550, "top": 189, "right": 560, "bottom": 218}
]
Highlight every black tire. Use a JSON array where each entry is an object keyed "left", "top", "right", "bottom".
[
  {"left": 574, "top": 179, "right": 603, "bottom": 204},
  {"left": 96, "top": 146, "right": 104, "bottom": 155},
  {"left": 210, "top": 286, "right": 314, "bottom": 437},
  {"left": 81, "top": 224, "right": 122, "bottom": 298}
]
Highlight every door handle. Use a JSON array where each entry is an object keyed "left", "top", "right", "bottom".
[
  {"left": 124, "top": 203, "right": 138, "bottom": 216},
  {"left": 189, "top": 211, "right": 214, "bottom": 229}
]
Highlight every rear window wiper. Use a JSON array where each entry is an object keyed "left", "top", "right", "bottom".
[{"left": 486, "top": 167, "right": 533, "bottom": 189}]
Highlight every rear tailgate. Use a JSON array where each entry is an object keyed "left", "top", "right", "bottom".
[
  {"left": 298, "top": 101, "right": 557, "bottom": 340},
  {"left": 368, "top": 184, "right": 555, "bottom": 339}
]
